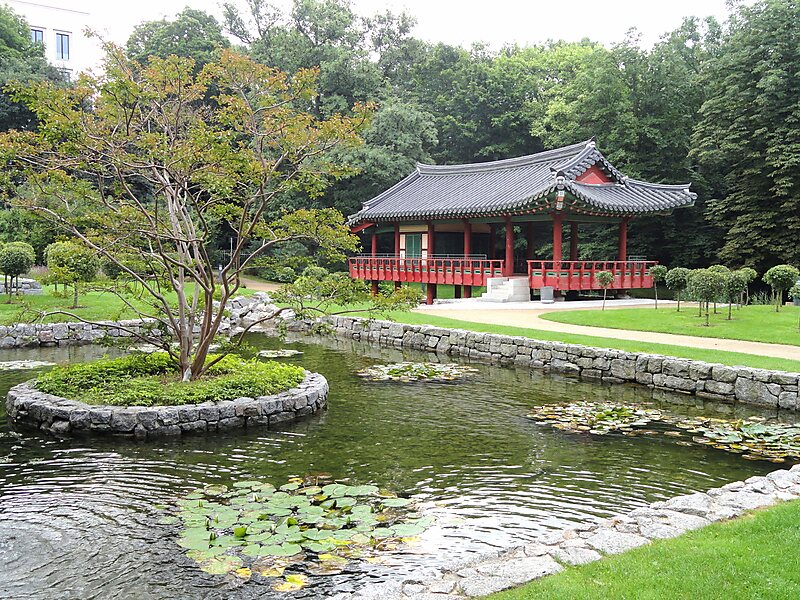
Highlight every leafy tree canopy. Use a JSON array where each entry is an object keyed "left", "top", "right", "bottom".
[{"left": 127, "top": 7, "right": 230, "bottom": 70}]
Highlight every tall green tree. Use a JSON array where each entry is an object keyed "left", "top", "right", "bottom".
[
  {"left": 0, "top": 5, "right": 64, "bottom": 132},
  {"left": 692, "top": 0, "right": 800, "bottom": 271},
  {"left": 126, "top": 8, "right": 230, "bottom": 70}
]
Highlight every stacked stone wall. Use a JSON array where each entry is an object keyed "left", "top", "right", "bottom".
[
  {"left": 6, "top": 371, "right": 328, "bottom": 438},
  {"left": 319, "top": 316, "right": 799, "bottom": 411}
]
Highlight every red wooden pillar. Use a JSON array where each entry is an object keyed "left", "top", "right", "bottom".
[
  {"left": 463, "top": 219, "right": 472, "bottom": 298},
  {"left": 425, "top": 284, "right": 436, "bottom": 305},
  {"left": 370, "top": 228, "right": 379, "bottom": 295},
  {"left": 504, "top": 216, "right": 514, "bottom": 276},
  {"left": 394, "top": 223, "right": 401, "bottom": 256},
  {"left": 488, "top": 224, "right": 496, "bottom": 259},
  {"left": 618, "top": 217, "right": 629, "bottom": 261},
  {"left": 426, "top": 221, "right": 437, "bottom": 304},
  {"left": 526, "top": 222, "right": 535, "bottom": 260},
  {"left": 569, "top": 222, "right": 579, "bottom": 261},
  {"left": 552, "top": 214, "right": 563, "bottom": 264}
]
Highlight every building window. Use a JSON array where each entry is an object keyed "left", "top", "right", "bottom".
[
  {"left": 55, "top": 32, "right": 69, "bottom": 60},
  {"left": 31, "top": 29, "right": 44, "bottom": 44}
]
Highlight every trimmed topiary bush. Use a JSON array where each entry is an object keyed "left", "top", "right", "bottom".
[
  {"left": 688, "top": 268, "right": 726, "bottom": 326},
  {"left": 596, "top": 270, "right": 614, "bottom": 311},
  {"left": 45, "top": 241, "right": 100, "bottom": 308},
  {"left": 650, "top": 264, "right": 668, "bottom": 310},
  {"left": 0, "top": 241, "right": 34, "bottom": 301},
  {"left": 665, "top": 267, "right": 690, "bottom": 312},
  {"left": 763, "top": 265, "right": 800, "bottom": 312},
  {"left": 36, "top": 353, "right": 306, "bottom": 407}
]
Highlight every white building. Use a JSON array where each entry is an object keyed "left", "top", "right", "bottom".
[{"left": 5, "top": 1, "right": 102, "bottom": 78}]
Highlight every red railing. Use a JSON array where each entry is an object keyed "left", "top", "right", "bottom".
[
  {"left": 527, "top": 261, "right": 658, "bottom": 291},
  {"left": 349, "top": 256, "right": 505, "bottom": 286}
]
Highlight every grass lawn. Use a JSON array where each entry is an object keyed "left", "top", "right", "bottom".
[
  {"left": 0, "top": 284, "right": 255, "bottom": 326},
  {"left": 382, "top": 312, "right": 800, "bottom": 372},
  {"left": 540, "top": 304, "right": 800, "bottom": 346},
  {"left": 489, "top": 500, "right": 800, "bottom": 600}
]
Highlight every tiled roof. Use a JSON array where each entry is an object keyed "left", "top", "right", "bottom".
[{"left": 348, "top": 140, "right": 696, "bottom": 224}]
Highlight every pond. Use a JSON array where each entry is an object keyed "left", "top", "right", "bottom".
[{"left": 0, "top": 334, "right": 784, "bottom": 599}]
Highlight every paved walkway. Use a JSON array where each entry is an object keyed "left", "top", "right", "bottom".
[{"left": 416, "top": 299, "right": 800, "bottom": 361}]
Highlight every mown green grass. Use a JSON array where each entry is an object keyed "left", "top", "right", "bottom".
[
  {"left": 489, "top": 500, "right": 800, "bottom": 600},
  {"left": 540, "top": 304, "right": 800, "bottom": 346},
  {"left": 381, "top": 312, "right": 800, "bottom": 372},
  {"left": 0, "top": 284, "right": 256, "bottom": 326}
]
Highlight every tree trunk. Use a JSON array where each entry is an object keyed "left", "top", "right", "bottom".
[
  {"left": 602, "top": 289, "right": 607, "bottom": 311},
  {"left": 72, "top": 283, "right": 78, "bottom": 309},
  {"left": 727, "top": 301, "right": 732, "bottom": 320},
  {"left": 705, "top": 302, "right": 710, "bottom": 326},
  {"left": 676, "top": 292, "right": 681, "bottom": 312},
  {"left": 654, "top": 283, "right": 658, "bottom": 310}
]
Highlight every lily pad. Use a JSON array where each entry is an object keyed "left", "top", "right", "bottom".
[
  {"left": 199, "top": 555, "right": 243, "bottom": 575},
  {"left": 356, "top": 362, "right": 479, "bottom": 383},
  {"left": 529, "top": 400, "right": 800, "bottom": 462},
  {"left": 171, "top": 476, "right": 434, "bottom": 588},
  {"left": 258, "top": 349, "right": 304, "bottom": 359}
]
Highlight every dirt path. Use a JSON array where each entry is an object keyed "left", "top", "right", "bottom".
[
  {"left": 240, "top": 277, "right": 282, "bottom": 293},
  {"left": 416, "top": 306, "right": 800, "bottom": 361}
]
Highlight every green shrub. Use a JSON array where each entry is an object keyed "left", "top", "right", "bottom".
[
  {"left": 763, "top": 264, "right": 800, "bottom": 312},
  {"left": 45, "top": 241, "right": 100, "bottom": 307},
  {"left": 36, "top": 352, "right": 306, "bottom": 407}
]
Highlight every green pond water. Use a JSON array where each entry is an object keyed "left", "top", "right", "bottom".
[{"left": 0, "top": 334, "right": 785, "bottom": 599}]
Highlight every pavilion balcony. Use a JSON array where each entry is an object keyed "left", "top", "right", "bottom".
[
  {"left": 348, "top": 255, "right": 504, "bottom": 287},
  {"left": 527, "top": 260, "right": 658, "bottom": 291},
  {"left": 348, "top": 256, "right": 658, "bottom": 293}
]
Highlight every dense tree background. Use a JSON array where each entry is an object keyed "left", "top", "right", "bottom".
[{"left": 3, "top": 0, "right": 794, "bottom": 272}]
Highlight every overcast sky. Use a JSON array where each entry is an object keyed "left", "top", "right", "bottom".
[{"left": 78, "top": 0, "right": 737, "bottom": 49}]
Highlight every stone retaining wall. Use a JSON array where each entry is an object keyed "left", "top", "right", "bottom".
[
  {"left": 318, "top": 316, "right": 800, "bottom": 411},
  {"left": 5, "top": 371, "right": 328, "bottom": 438},
  {"left": 336, "top": 465, "right": 800, "bottom": 599},
  {"left": 0, "top": 292, "right": 280, "bottom": 349},
  {"left": 0, "top": 277, "right": 42, "bottom": 295},
  {"left": 0, "top": 319, "right": 164, "bottom": 349}
]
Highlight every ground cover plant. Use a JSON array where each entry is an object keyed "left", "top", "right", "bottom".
[
  {"left": 35, "top": 353, "right": 305, "bottom": 406},
  {"left": 490, "top": 499, "right": 800, "bottom": 600},
  {"left": 169, "top": 476, "right": 433, "bottom": 591},
  {"left": 528, "top": 401, "right": 800, "bottom": 462},
  {"left": 539, "top": 305, "right": 800, "bottom": 346}
]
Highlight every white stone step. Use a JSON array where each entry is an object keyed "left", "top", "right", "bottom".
[{"left": 479, "top": 276, "right": 530, "bottom": 302}]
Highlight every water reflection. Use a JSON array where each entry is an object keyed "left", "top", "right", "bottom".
[{"left": 0, "top": 335, "right": 783, "bottom": 599}]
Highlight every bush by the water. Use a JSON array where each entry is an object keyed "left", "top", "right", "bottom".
[{"left": 36, "top": 353, "right": 306, "bottom": 407}]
